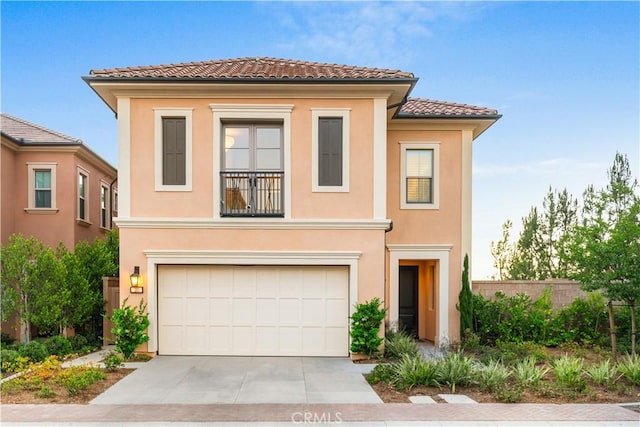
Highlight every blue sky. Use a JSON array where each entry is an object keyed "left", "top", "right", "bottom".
[{"left": 2, "top": 1, "right": 638, "bottom": 279}]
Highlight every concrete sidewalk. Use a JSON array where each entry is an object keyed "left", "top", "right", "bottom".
[{"left": 2, "top": 403, "right": 638, "bottom": 426}]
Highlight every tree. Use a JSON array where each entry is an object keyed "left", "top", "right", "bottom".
[
  {"left": 1, "top": 235, "right": 45, "bottom": 342},
  {"left": 491, "top": 188, "right": 578, "bottom": 280},
  {"left": 490, "top": 220, "right": 513, "bottom": 280},
  {"left": 457, "top": 254, "right": 474, "bottom": 338},
  {"left": 568, "top": 153, "right": 640, "bottom": 355}
]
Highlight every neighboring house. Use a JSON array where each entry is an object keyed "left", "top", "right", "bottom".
[
  {"left": 83, "top": 57, "right": 500, "bottom": 356},
  {"left": 0, "top": 113, "right": 118, "bottom": 248}
]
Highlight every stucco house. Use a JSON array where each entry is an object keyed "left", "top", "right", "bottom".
[
  {"left": 1, "top": 113, "right": 117, "bottom": 249},
  {"left": 83, "top": 57, "right": 500, "bottom": 356}
]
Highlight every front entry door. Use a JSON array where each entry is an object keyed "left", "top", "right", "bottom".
[{"left": 399, "top": 266, "right": 419, "bottom": 337}]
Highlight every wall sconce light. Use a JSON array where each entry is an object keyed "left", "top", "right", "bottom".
[{"left": 130, "top": 266, "right": 143, "bottom": 294}]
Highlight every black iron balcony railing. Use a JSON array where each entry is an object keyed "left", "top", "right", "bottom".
[{"left": 221, "top": 171, "right": 284, "bottom": 217}]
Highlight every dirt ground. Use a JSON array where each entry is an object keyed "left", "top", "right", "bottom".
[{"left": 1, "top": 369, "right": 132, "bottom": 404}]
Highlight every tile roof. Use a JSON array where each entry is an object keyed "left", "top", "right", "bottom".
[
  {"left": 1, "top": 113, "right": 81, "bottom": 145},
  {"left": 398, "top": 98, "right": 500, "bottom": 117},
  {"left": 89, "top": 57, "right": 415, "bottom": 80}
]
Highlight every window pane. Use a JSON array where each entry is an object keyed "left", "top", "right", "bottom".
[
  {"left": 35, "top": 170, "right": 51, "bottom": 189},
  {"left": 101, "top": 188, "right": 107, "bottom": 209},
  {"left": 225, "top": 148, "right": 249, "bottom": 170},
  {"left": 79, "top": 174, "right": 86, "bottom": 197},
  {"left": 35, "top": 190, "right": 51, "bottom": 208},
  {"left": 406, "top": 149, "right": 432, "bottom": 177},
  {"left": 256, "top": 148, "right": 281, "bottom": 170},
  {"left": 256, "top": 128, "right": 281, "bottom": 149},
  {"left": 407, "top": 177, "right": 432, "bottom": 203},
  {"left": 224, "top": 127, "right": 249, "bottom": 149},
  {"left": 79, "top": 199, "right": 85, "bottom": 219}
]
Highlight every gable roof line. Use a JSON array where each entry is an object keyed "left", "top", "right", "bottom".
[{"left": 1, "top": 113, "right": 82, "bottom": 145}]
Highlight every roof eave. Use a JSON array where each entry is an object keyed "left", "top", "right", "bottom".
[{"left": 391, "top": 114, "right": 502, "bottom": 139}]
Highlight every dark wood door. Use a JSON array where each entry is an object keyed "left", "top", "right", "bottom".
[{"left": 399, "top": 266, "right": 419, "bottom": 337}]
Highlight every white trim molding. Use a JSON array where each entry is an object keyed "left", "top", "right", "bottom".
[
  {"left": 461, "top": 129, "right": 473, "bottom": 269},
  {"left": 387, "top": 243, "right": 452, "bottom": 346},
  {"left": 373, "top": 98, "right": 387, "bottom": 219},
  {"left": 154, "top": 108, "right": 194, "bottom": 192},
  {"left": 114, "top": 217, "right": 391, "bottom": 230},
  {"left": 311, "top": 108, "right": 350, "bottom": 193},
  {"left": 211, "top": 104, "right": 294, "bottom": 219},
  {"left": 117, "top": 97, "right": 131, "bottom": 218},
  {"left": 399, "top": 142, "right": 440, "bottom": 210},
  {"left": 142, "top": 249, "right": 361, "bottom": 353},
  {"left": 26, "top": 162, "right": 57, "bottom": 212}
]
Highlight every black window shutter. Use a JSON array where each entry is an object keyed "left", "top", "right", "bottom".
[
  {"left": 318, "top": 118, "right": 343, "bottom": 186},
  {"left": 163, "top": 118, "right": 186, "bottom": 185}
]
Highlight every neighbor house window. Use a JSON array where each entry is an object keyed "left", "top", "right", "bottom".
[
  {"left": 311, "top": 108, "right": 350, "bottom": 192},
  {"left": 400, "top": 142, "right": 440, "bottom": 209},
  {"left": 100, "top": 182, "right": 110, "bottom": 229},
  {"left": 26, "top": 162, "right": 57, "bottom": 212},
  {"left": 77, "top": 169, "right": 89, "bottom": 222},
  {"left": 154, "top": 108, "right": 193, "bottom": 191}
]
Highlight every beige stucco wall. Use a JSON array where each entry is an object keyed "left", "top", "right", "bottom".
[
  {"left": 128, "top": 98, "right": 375, "bottom": 219},
  {"left": 1, "top": 141, "right": 116, "bottom": 249},
  {"left": 385, "top": 129, "right": 465, "bottom": 342},
  {"left": 473, "top": 280, "right": 586, "bottom": 310}
]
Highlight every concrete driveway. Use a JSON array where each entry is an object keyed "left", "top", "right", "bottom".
[{"left": 91, "top": 356, "right": 382, "bottom": 404}]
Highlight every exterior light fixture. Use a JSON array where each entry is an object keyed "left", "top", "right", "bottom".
[{"left": 130, "top": 266, "right": 143, "bottom": 294}]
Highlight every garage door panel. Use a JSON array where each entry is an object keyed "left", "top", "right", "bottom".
[
  {"left": 158, "top": 265, "right": 349, "bottom": 356},
  {"left": 256, "top": 299, "right": 277, "bottom": 323},
  {"left": 210, "top": 299, "right": 230, "bottom": 324},
  {"left": 186, "top": 298, "right": 208, "bottom": 324}
]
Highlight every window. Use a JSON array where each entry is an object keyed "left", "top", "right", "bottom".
[
  {"left": 77, "top": 170, "right": 89, "bottom": 221},
  {"left": 100, "top": 183, "right": 110, "bottom": 229},
  {"left": 400, "top": 142, "right": 440, "bottom": 209},
  {"left": 311, "top": 109, "right": 350, "bottom": 192},
  {"left": 221, "top": 123, "right": 283, "bottom": 216},
  {"left": 154, "top": 108, "right": 193, "bottom": 191},
  {"left": 35, "top": 170, "right": 52, "bottom": 208},
  {"left": 26, "top": 163, "right": 57, "bottom": 212}
]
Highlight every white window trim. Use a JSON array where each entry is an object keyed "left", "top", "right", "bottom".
[
  {"left": 77, "top": 166, "right": 91, "bottom": 224},
  {"left": 100, "top": 181, "right": 110, "bottom": 230},
  {"left": 154, "top": 108, "right": 193, "bottom": 192},
  {"left": 311, "top": 108, "right": 350, "bottom": 193},
  {"left": 211, "top": 104, "right": 293, "bottom": 219},
  {"left": 25, "top": 162, "right": 58, "bottom": 213},
  {"left": 400, "top": 142, "right": 440, "bottom": 210}
]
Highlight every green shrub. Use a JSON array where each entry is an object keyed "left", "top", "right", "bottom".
[
  {"left": 436, "top": 351, "right": 475, "bottom": 393},
  {"left": 43, "top": 336, "right": 73, "bottom": 357},
  {"left": 391, "top": 353, "right": 439, "bottom": 390},
  {"left": 585, "top": 359, "right": 619, "bottom": 386},
  {"left": 384, "top": 329, "right": 419, "bottom": 359},
  {"left": 68, "top": 335, "right": 89, "bottom": 352},
  {"left": 513, "top": 356, "right": 549, "bottom": 388},
  {"left": 349, "top": 298, "right": 386, "bottom": 358},
  {"left": 57, "top": 366, "right": 105, "bottom": 395},
  {"left": 552, "top": 354, "right": 586, "bottom": 391},
  {"left": 495, "top": 340, "right": 548, "bottom": 365},
  {"left": 108, "top": 298, "right": 150, "bottom": 359},
  {"left": 476, "top": 359, "right": 510, "bottom": 393},
  {"left": 367, "top": 363, "right": 394, "bottom": 385},
  {"left": 0, "top": 349, "right": 20, "bottom": 372},
  {"left": 37, "top": 385, "right": 56, "bottom": 398},
  {"left": 618, "top": 353, "right": 640, "bottom": 385},
  {"left": 102, "top": 351, "right": 124, "bottom": 371},
  {"left": 18, "top": 340, "right": 48, "bottom": 363}
]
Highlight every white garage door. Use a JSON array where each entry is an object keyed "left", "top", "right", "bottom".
[{"left": 158, "top": 265, "right": 349, "bottom": 356}]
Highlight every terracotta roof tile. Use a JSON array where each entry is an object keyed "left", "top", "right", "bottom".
[
  {"left": 89, "top": 57, "right": 415, "bottom": 80},
  {"left": 0, "top": 113, "right": 81, "bottom": 145},
  {"left": 399, "top": 98, "right": 499, "bottom": 117}
]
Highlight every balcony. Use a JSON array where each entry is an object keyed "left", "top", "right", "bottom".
[{"left": 221, "top": 171, "right": 284, "bottom": 217}]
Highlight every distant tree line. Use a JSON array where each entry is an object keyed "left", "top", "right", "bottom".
[{"left": 490, "top": 153, "right": 639, "bottom": 354}]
